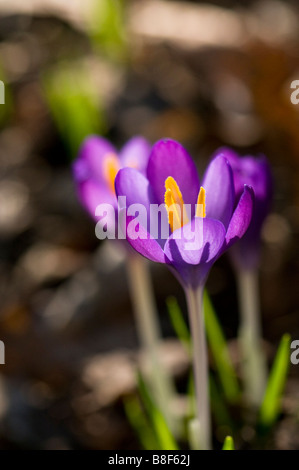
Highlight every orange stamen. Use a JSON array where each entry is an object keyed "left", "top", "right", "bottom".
[
  {"left": 196, "top": 187, "right": 206, "bottom": 218},
  {"left": 104, "top": 153, "right": 119, "bottom": 194},
  {"left": 164, "top": 177, "right": 189, "bottom": 232}
]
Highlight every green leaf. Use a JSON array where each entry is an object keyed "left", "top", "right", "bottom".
[
  {"left": 222, "top": 436, "right": 235, "bottom": 450},
  {"left": 43, "top": 63, "right": 106, "bottom": 160},
  {"left": 259, "top": 333, "right": 291, "bottom": 429},
  {"left": 137, "top": 371, "right": 179, "bottom": 450},
  {"left": 123, "top": 395, "right": 160, "bottom": 450},
  {"left": 204, "top": 291, "right": 240, "bottom": 404},
  {"left": 88, "top": 0, "right": 127, "bottom": 60},
  {"left": 166, "top": 296, "right": 191, "bottom": 354}
]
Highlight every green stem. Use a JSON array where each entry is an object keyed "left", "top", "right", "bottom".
[
  {"left": 237, "top": 268, "right": 268, "bottom": 408},
  {"left": 185, "top": 285, "right": 211, "bottom": 450},
  {"left": 126, "top": 253, "right": 177, "bottom": 435}
]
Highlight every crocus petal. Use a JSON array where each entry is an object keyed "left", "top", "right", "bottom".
[
  {"left": 78, "top": 136, "right": 118, "bottom": 185},
  {"left": 213, "top": 147, "right": 240, "bottom": 167},
  {"left": 76, "top": 179, "right": 116, "bottom": 221},
  {"left": 202, "top": 155, "right": 235, "bottom": 229},
  {"left": 258, "top": 157, "right": 273, "bottom": 204},
  {"left": 220, "top": 149, "right": 273, "bottom": 209},
  {"left": 212, "top": 147, "right": 244, "bottom": 200},
  {"left": 147, "top": 139, "right": 200, "bottom": 208},
  {"left": 240, "top": 156, "right": 273, "bottom": 216},
  {"left": 119, "top": 136, "right": 151, "bottom": 173},
  {"left": 115, "top": 168, "right": 170, "bottom": 246},
  {"left": 122, "top": 213, "right": 166, "bottom": 263},
  {"left": 225, "top": 185, "right": 254, "bottom": 248},
  {"left": 115, "top": 167, "right": 155, "bottom": 211},
  {"left": 164, "top": 218, "right": 226, "bottom": 287},
  {"left": 165, "top": 218, "right": 226, "bottom": 265},
  {"left": 73, "top": 156, "right": 90, "bottom": 183}
]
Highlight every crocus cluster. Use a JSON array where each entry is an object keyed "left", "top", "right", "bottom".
[{"left": 72, "top": 134, "right": 273, "bottom": 450}]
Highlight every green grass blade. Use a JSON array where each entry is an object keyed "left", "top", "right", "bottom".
[
  {"left": 204, "top": 291, "right": 240, "bottom": 404},
  {"left": 222, "top": 436, "right": 235, "bottom": 450},
  {"left": 166, "top": 296, "right": 191, "bottom": 354},
  {"left": 210, "top": 376, "right": 234, "bottom": 430},
  {"left": 137, "top": 371, "right": 179, "bottom": 450},
  {"left": 123, "top": 395, "right": 160, "bottom": 450},
  {"left": 259, "top": 334, "right": 291, "bottom": 429}
]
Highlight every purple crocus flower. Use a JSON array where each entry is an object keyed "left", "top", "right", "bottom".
[
  {"left": 115, "top": 138, "right": 256, "bottom": 449},
  {"left": 115, "top": 139, "right": 254, "bottom": 289},
  {"left": 216, "top": 148, "right": 273, "bottom": 270},
  {"left": 72, "top": 135, "right": 151, "bottom": 224}
]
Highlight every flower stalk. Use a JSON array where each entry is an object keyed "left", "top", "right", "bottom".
[
  {"left": 185, "top": 285, "right": 211, "bottom": 450},
  {"left": 126, "top": 253, "right": 177, "bottom": 434},
  {"left": 237, "top": 268, "right": 267, "bottom": 407}
]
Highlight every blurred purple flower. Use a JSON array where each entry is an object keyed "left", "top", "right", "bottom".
[
  {"left": 72, "top": 135, "right": 151, "bottom": 228},
  {"left": 216, "top": 148, "right": 273, "bottom": 270},
  {"left": 115, "top": 139, "right": 254, "bottom": 289}
]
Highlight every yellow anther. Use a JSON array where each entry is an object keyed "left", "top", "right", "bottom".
[
  {"left": 164, "top": 177, "right": 189, "bottom": 232},
  {"left": 196, "top": 186, "right": 206, "bottom": 218},
  {"left": 104, "top": 153, "right": 119, "bottom": 194}
]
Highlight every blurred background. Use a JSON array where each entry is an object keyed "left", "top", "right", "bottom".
[{"left": 0, "top": 0, "right": 299, "bottom": 450}]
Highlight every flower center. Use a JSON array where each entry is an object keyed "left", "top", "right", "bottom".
[
  {"left": 164, "top": 177, "right": 206, "bottom": 232},
  {"left": 104, "top": 153, "right": 120, "bottom": 194}
]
